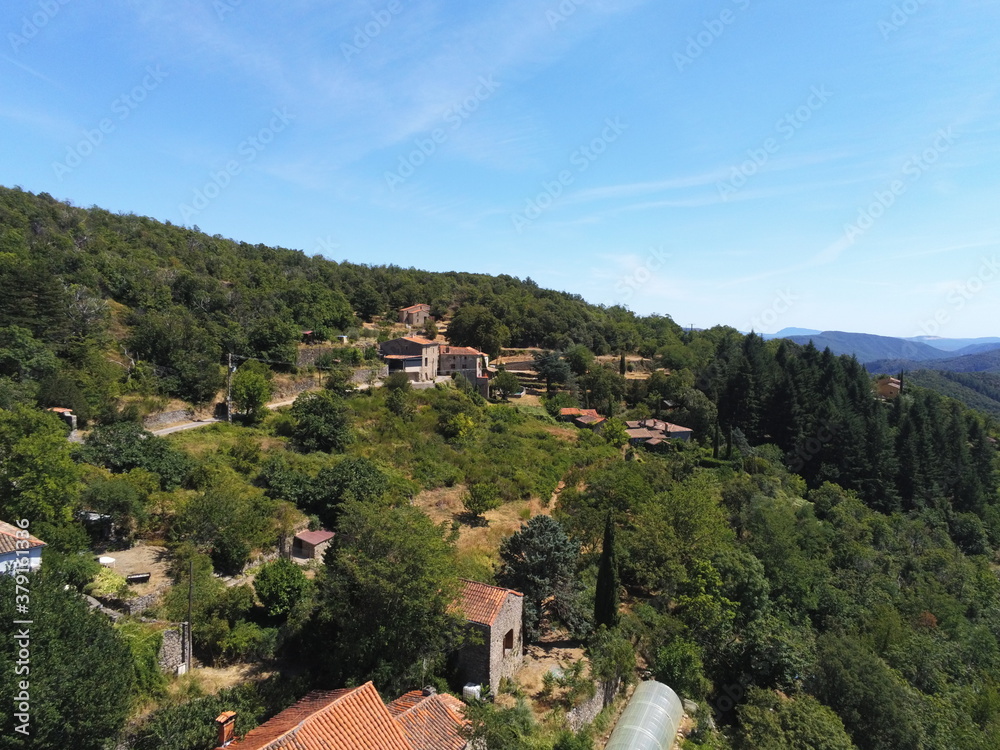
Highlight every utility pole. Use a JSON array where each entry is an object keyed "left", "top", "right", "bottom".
[
  {"left": 186, "top": 558, "right": 193, "bottom": 675},
  {"left": 226, "top": 353, "right": 233, "bottom": 422}
]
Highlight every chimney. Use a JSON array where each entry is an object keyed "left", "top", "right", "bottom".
[{"left": 215, "top": 711, "right": 237, "bottom": 747}]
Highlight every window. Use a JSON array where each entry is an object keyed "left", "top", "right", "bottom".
[{"left": 503, "top": 629, "right": 514, "bottom": 654}]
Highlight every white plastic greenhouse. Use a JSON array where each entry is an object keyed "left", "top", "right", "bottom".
[{"left": 604, "top": 680, "right": 684, "bottom": 750}]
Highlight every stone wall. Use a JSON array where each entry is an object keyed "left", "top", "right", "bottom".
[
  {"left": 567, "top": 680, "right": 620, "bottom": 732},
  {"left": 142, "top": 409, "right": 195, "bottom": 430},
  {"left": 158, "top": 624, "right": 190, "bottom": 675},
  {"left": 351, "top": 365, "right": 388, "bottom": 384},
  {"left": 98, "top": 584, "right": 169, "bottom": 617},
  {"left": 456, "top": 593, "right": 524, "bottom": 694},
  {"left": 489, "top": 594, "right": 524, "bottom": 693}
]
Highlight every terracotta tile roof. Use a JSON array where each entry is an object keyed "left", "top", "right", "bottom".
[
  {"left": 400, "top": 304, "right": 430, "bottom": 312},
  {"left": 47, "top": 407, "right": 74, "bottom": 414},
  {"left": 401, "top": 337, "right": 438, "bottom": 346},
  {"left": 457, "top": 579, "right": 522, "bottom": 627},
  {"left": 386, "top": 691, "right": 427, "bottom": 718},
  {"left": 575, "top": 415, "right": 605, "bottom": 425},
  {"left": 440, "top": 347, "right": 483, "bottom": 357},
  {"left": 663, "top": 422, "right": 692, "bottom": 434},
  {"left": 393, "top": 695, "right": 467, "bottom": 750},
  {"left": 560, "top": 408, "right": 601, "bottom": 418},
  {"left": 227, "top": 683, "right": 413, "bottom": 750},
  {"left": 295, "top": 530, "right": 335, "bottom": 546},
  {"left": 0, "top": 521, "right": 45, "bottom": 556},
  {"left": 383, "top": 354, "right": 421, "bottom": 360}
]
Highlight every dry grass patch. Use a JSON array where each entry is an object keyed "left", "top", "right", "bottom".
[{"left": 412, "top": 486, "right": 555, "bottom": 575}]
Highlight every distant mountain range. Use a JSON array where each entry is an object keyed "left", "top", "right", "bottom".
[
  {"left": 867, "top": 349, "right": 1000, "bottom": 375},
  {"left": 762, "top": 329, "right": 1000, "bottom": 371}
]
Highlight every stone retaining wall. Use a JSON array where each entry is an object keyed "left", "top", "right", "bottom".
[
  {"left": 567, "top": 680, "right": 620, "bottom": 732},
  {"left": 158, "top": 624, "right": 190, "bottom": 675},
  {"left": 142, "top": 409, "right": 195, "bottom": 430}
]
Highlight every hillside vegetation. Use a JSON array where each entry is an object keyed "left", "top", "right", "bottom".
[{"left": 2, "top": 186, "right": 1000, "bottom": 750}]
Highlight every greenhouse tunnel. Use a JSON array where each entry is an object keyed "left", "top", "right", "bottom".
[{"left": 604, "top": 680, "right": 684, "bottom": 750}]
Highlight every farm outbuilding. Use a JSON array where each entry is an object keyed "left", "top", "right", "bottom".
[{"left": 604, "top": 681, "right": 684, "bottom": 750}]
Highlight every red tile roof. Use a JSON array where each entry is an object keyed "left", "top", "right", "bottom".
[
  {"left": 401, "top": 337, "right": 438, "bottom": 346},
  {"left": 227, "top": 684, "right": 413, "bottom": 750},
  {"left": 0, "top": 521, "right": 45, "bottom": 556},
  {"left": 440, "top": 347, "right": 484, "bottom": 356},
  {"left": 457, "top": 579, "right": 522, "bottom": 627},
  {"left": 393, "top": 694, "right": 467, "bottom": 750},
  {"left": 560, "top": 408, "right": 600, "bottom": 418},
  {"left": 400, "top": 304, "right": 430, "bottom": 312},
  {"left": 295, "top": 530, "right": 335, "bottom": 546}
]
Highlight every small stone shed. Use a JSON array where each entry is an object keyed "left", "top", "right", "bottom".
[
  {"left": 293, "top": 530, "right": 335, "bottom": 561},
  {"left": 455, "top": 579, "right": 523, "bottom": 694}
]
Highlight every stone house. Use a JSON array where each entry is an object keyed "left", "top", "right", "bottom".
[
  {"left": 0, "top": 520, "right": 45, "bottom": 576},
  {"left": 380, "top": 337, "right": 440, "bottom": 383},
  {"left": 398, "top": 304, "right": 432, "bottom": 327},
  {"left": 292, "top": 530, "right": 335, "bottom": 561},
  {"left": 625, "top": 419, "right": 693, "bottom": 446},
  {"left": 455, "top": 579, "right": 524, "bottom": 694},
  {"left": 438, "top": 346, "right": 491, "bottom": 396},
  {"left": 876, "top": 376, "right": 902, "bottom": 400}
]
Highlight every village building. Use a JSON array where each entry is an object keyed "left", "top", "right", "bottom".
[
  {"left": 876, "top": 376, "right": 902, "bottom": 400},
  {"left": 217, "top": 681, "right": 467, "bottom": 750},
  {"left": 558, "top": 407, "right": 603, "bottom": 423},
  {"left": 438, "top": 345, "right": 491, "bottom": 396},
  {"left": 0, "top": 520, "right": 45, "bottom": 576},
  {"left": 46, "top": 406, "right": 77, "bottom": 431},
  {"left": 455, "top": 579, "right": 524, "bottom": 695},
  {"left": 380, "top": 337, "right": 441, "bottom": 383},
  {"left": 292, "top": 529, "right": 335, "bottom": 561},
  {"left": 398, "top": 304, "right": 432, "bottom": 327},
  {"left": 624, "top": 419, "right": 694, "bottom": 446}
]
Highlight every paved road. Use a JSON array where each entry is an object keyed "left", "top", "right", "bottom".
[{"left": 152, "top": 419, "right": 221, "bottom": 436}]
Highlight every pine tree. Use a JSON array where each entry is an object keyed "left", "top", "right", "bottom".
[{"left": 594, "top": 513, "right": 620, "bottom": 629}]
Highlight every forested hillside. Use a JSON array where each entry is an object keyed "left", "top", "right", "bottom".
[
  {"left": 902, "top": 370, "right": 1000, "bottom": 419},
  {"left": 2, "top": 186, "right": 1000, "bottom": 750},
  {"left": 0, "top": 186, "right": 687, "bottom": 417}
]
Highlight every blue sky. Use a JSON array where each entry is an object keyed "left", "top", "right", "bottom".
[{"left": 3, "top": 0, "right": 1000, "bottom": 338}]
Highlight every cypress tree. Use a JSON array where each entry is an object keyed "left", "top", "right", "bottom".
[{"left": 594, "top": 513, "right": 620, "bottom": 628}]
